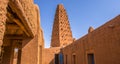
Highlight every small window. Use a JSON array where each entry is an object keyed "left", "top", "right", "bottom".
[
  {"left": 61, "top": 28, "right": 63, "bottom": 30},
  {"left": 61, "top": 36, "right": 63, "bottom": 38},
  {"left": 61, "top": 15, "right": 63, "bottom": 17}
]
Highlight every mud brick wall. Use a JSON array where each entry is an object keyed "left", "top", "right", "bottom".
[{"left": 63, "top": 15, "right": 120, "bottom": 64}]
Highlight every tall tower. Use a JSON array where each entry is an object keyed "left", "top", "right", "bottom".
[{"left": 51, "top": 4, "right": 73, "bottom": 47}]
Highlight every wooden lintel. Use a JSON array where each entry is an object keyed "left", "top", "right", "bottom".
[
  {"left": 9, "top": 0, "right": 34, "bottom": 37},
  {"left": 6, "top": 24, "right": 19, "bottom": 29},
  {"left": 4, "top": 35, "right": 26, "bottom": 39},
  {"left": 7, "top": 12, "right": 30, "bottom": 37}
]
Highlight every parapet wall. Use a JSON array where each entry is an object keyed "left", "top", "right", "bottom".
[
  {"left": 62, "top": 15, "right": 120, "bottom": 64},
  {"left": 42, "top": 47, "right": 60, "bottom": 64}
]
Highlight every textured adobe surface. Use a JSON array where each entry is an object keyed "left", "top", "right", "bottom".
[
  {"left": 62, "top": 15, "right": 120, "bottom": 64},
  {"left": 42, "top": 4, "right": 73, "bottom": 64},
  {"left": 0, "top": 0, "right": 9, "bottom": 53},
  {"left": 1, "top": 1, "right": 120, "bottom": 64},
  {"left": 51, "top": 4, "right": 73, "bottom": 47},
  {"left": 0, "top": 0, "right": 44, "bottom": 64},
  {"left": 42, "top": 47, "right": 60, "bottom": 64}
]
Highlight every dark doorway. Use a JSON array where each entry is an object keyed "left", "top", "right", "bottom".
[
  {"left": 2, "top": 46, "right": 12, "bottom": 64},
  {"left": 65, "top": 55, "right": 67, "bottom": 64},
  {"left": 17, "top": 49, "right": 22, "bottom": 64},
  {"left": 59, "top": 53, "right": 64, "bottom": 64},
  {"left": 73, "top": 55, "right": 76, "bottom": 64},
  {"left": 55, "top": 54, "right": 59, "bottom": 64},
  {"left": 88, "top": 54, "right": 95, "bottom": 64}
]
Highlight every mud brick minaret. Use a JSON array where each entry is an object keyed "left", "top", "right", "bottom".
[{"left": 51, "top": 4, "right": 73, "bottom": 47}]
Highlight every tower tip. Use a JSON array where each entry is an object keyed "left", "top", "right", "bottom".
[
  {"left": 58, "top": 3, "right": 63, "bottom": 6},
  {"left": 57, "top": 4, "right": 64, "bottom": 9}
]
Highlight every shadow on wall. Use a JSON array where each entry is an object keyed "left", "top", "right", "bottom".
[
  {"left": 49, "top": 59, "right": 54, "bottom": 64},
  {"left": 22, "top": 37, "right": 33, "bottom": 48}
]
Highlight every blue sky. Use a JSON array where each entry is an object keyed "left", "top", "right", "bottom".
[{"left": 34, "top": 0, "right": 120, "bottom": 48}]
